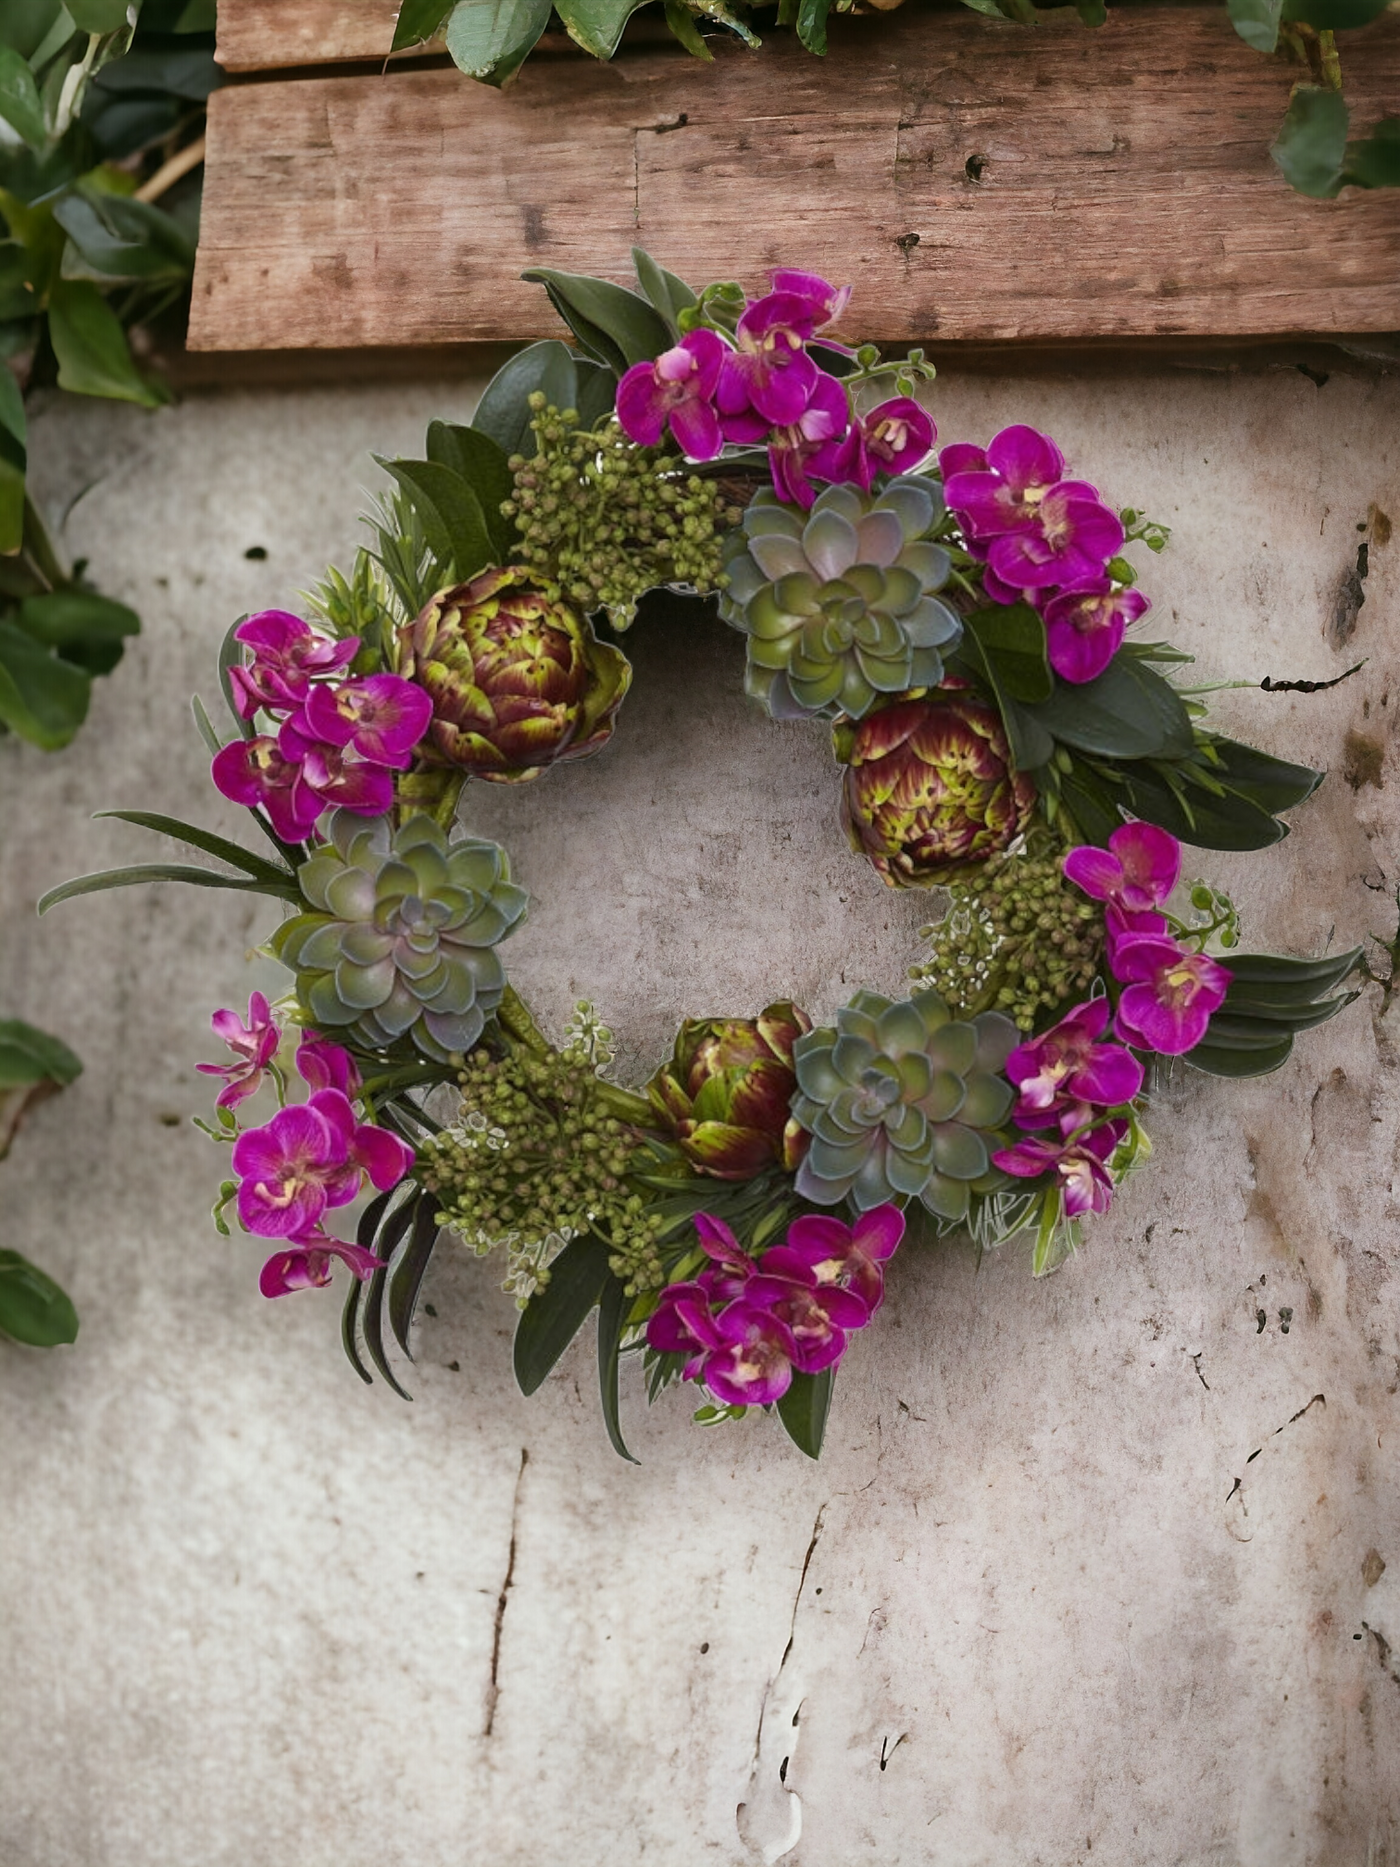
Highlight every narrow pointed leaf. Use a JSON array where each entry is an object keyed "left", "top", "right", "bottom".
[
  {"left": 596, "top": 1272, "right": 638, "bottom": 1463},
  {"left": 0, "top": 1251, "right": 79, "bottom": 1347},
  {"left": 94, "top": 811, "right": 296, "bottom": 885},
  {"left": 513, "top": 1230, "right": 613, "bottom": 1395},
  {"left": 388, "top": 1194, "right": 441, "bottom": 1360},
  {"left": 776, "top": 1366, "right": 833, "bottom": 1458},
  {"left": 37, "top": 864, "right": 298, "bottom": 914}
]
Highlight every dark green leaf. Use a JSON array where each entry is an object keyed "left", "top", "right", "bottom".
[
  {"left": 65, "top": 0, "right": 129, "bottom": 30},
  {"left": 1075, "top": 0, "right": 1107, "bottom": 21},
  {"left": 1056, "top": 762, "right": 1124, "bottom": 846},
  {"left": 663, "top": 0, "right": 713, "bottom": 57},
  {"left": 631, "top": 247, "right": 698, "bottom": 339},
  {"left": 1115, "top": 763, "right": 1287, "bottom": 851},
  {"left": 776, "top": 1366, "right": 833, "bottom": 1459},
  {"left": 558, "top": 0, "right": 651, "bottom": 58},
  {"left": 360, "top": 1195, "right": 421, "bottom": 1400},
  {"left": 1208, "top": 997, "right": 1357, "bottom": 1041},
  {"left": 1204, "top": 736, "right": 1322, "bottom": 813},
  {"left": 953, "top": 631, "right": 1054, "bottom": 771},
  {"left": 0, "top": 617, "right": 90, "bottom": 748},
  {"left": 16, "top": 589, "right": 138, "bottom": 676},
  {"left": 94, "top": 811, "right": 296, "bottom": 885},
  {"left": 521, "top": 266, "right": 672, "bottom": 374},
  {"left": 379, "top": 458, "right": 494, "bottom": 585},
  {"left": 1182, "top": 1034, "right": 1295, "bottom": 1078},
  {"left": 513, "top": 1230, "right": 613, "bottom": 1395},
  {"left": 1344, "top": 117, "right": 1400, "bottom": 190},
  {"left": 472, "top": 340, "right": 578, "bottom": 457},
  {"left": 444, "top": 0, "right": 551, "bottom": 80},
  {"left": 596, "top": 1273, "right": 638, "bottom": 1463},
  {"left": 0, "top": 360, "right": 25, "bottom": 554},
  {"left": 393, "top": 0, "right": 456, "bottom": 48},
  {"left": 0, "top": 1250, "right": 78, "bottom": 1347},
  {"left": 54, "top": 190, "right": 196, "bottom": 283},
  {"left": 1218, "top": 947, "right": 1363, "bottom": 997},
  {"left": 1282, "top": 0, "right": 1390, "bottom": 25},
  {"left": 0, "top": 43, "right": 46, "bottom": 149},
  {"left": 575, "top": 360, "right": 618, "bottom": 428},
  {"left": 424, "top": 420, "right": 515, "bottom": 558},
  {"left": 37, "top": 864, "right": 297, "bottom": 915},
  {"left": 966, "top": 601, "right": 1053, "bottom": 705},
  {"left": 339, "top": 1275, "right": 374, "bottom": 1385},
  {"left": 1227, "top": 0, "right": 1282, "bottom": 53},
  {"left": 1271, "top": 85, "right": 1349, "bottom": 199},
  {"left": 47, "top": 280, "right": 164, "bottom": 406},
  {"left": 388, "top": 1194, "right": 440, "bottom": 1360},
  {"left": 1028, "top": 655, "right": 1194, "bottom": 760},
  {"left": 0, "top": 1018, "right": 81, "bottom": 1090},
  {"left": 796, "top": 0, "right": 832, "bottom": 53}
]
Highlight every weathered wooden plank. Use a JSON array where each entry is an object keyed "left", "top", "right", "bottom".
[
  {"left": 216, "top": 0, "right": 418, "bottom": 71},
  {"left": 190, "top": 6, "right": 1400, "bottom": 349}
]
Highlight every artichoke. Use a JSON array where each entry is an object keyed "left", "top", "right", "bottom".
[
  {"left": 790, "top": 987, "right": 1017, "bottom": 1220},
  {"left": 647, "top": 1001, "right": 811, "bottom": 1180},
  {"left": 839, "top": 693, "right": 1036, "bottom": 888},
  {"left": 398, "top": 566, "right": 632, "bottom": 782},
  {"left": 717, "top": 479, "right": 962, "bottom": 721},
  {"left": 273, "top": 810, "right": 527, "bottom": 1063}
]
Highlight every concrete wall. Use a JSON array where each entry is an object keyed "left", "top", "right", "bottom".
[{"left": 1, "top": 359, "right": 1398, "bottom": 1866}]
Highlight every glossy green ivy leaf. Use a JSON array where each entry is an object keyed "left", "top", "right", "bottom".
[
  {"left": 66, "top": 0, "right": 130, "bottom": 32},
  {"left": 1271, "top": 85, "right": 1349, "bottom": 198},
  {"left": 796, "top": 0, "right": 833, "bottom": 53},
  {"left": 392, "top": 0, "right": 456, "bottom": 49},
  {"left": 0, "top": 617, "right": 90, "bottom": 747},
  {"left": 776, "top": 1366, "right": 833, "bottom": 1459},
  {"left": 444, "top": 0, "right": 551, "bottom": 82},
  {"left": 47, "top": 280, "right": 164, "bottom": 406},
  {"left": 0, "top": 1250, "right": 79, "bottom": 1347},
  {"left": 0, "top": 1018, "right": 82, "bottom": 1091},
  {"left": 472, "top": 340, "right": 579, "bottom": 458},
  {"left": 54, "top": 190, "right": 196, "bottom": 283},
  {"left": 521, "top": 266, "right": 672, "bottom": 374},
  {"left": 15, "top": 588, "right": 138, "bottom": 676},
  {"left": 0, "top": 43, "right": 46, "bottom": 149},
  {"left": 1345, "top": 118, "right": 1400, "bottom": 189},
  {"left": 560, "top": 0, "right": 651, "bottom": 58},
  {"left": 513, "top": 1231, "right": 614, "bottom": 1395},
  {"left": 1227, "top": 0, "right": 1283, "bottom": 52},
  {"left": 662, "top": 0, "right": 712, "bottom": 57}
]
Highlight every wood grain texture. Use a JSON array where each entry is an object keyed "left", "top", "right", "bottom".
[
  {"left": 216, "top": 0, "right": 423, "bottom": 70},
  {"left": 191, "top": 6, "right": 1400, "bottom": 349}
]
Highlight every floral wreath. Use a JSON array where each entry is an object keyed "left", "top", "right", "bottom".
[{"left": 45, "top": 254, "right": 1362, "bottom": 1459}]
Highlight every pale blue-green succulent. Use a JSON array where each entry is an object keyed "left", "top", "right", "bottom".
[
  {"left": 273, "top": 810, "right": 527, "bottom": 1062},
  {"left": 790, "top": 987, "right": 1018, "bottom": 1220}
]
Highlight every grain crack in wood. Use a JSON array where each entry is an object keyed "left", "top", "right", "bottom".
[{"left": 483, "top": 1447, "right": 528, "bottom": 1738}]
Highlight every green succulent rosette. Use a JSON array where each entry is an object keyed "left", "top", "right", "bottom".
[
  {"left": 716, "top": 479, "right": 962, "bottom": 722},
  {"left": 272, "top": 810, "right": 528, "bottom": 1063},
  {"left": 790, "top": 987, "right": 1018, "bottom": 1220}
]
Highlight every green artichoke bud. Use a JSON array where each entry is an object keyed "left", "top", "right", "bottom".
[
  {"left": 399, "top": 566, "right": 632, "bottom": 782},
  {"left": 647, "top": 1001, "right": 811, "bottom": 1180},
  {"left": 790, "top": 987, "right": 1017, "bottom": 1220},
  {"left": 716, "top": 479, "right": 962, "bottom": 721},
  {"left": 273, "top": 810, "right": 527, "bottom": 1063},
  {"left": 838, "top": 692, "right": 1037, "bottom": 888}
]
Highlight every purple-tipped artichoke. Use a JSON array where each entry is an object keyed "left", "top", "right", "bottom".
[
  {"left": 399, "top": 566, "right": 632, "bottom": 783},
  {"left": 647, "top": 1002, "right": 811, "bottom": 1180},
  {"left": 839, "top": 693, "right": 1037, "bottom": 889}
]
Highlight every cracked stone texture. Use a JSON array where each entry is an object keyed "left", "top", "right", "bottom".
[{"left": 1, "top": 363, "right": 1399, "bottom": 1867}]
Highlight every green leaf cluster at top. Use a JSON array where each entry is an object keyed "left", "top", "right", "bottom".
[
  {"left": 0, "top": 1015, "right": 82, "bottom": 1347},
  {"left": 393, "top": 0, "right": 1398, "bottom": 199}
]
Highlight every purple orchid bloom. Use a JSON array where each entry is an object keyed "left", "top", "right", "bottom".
[
  {"left": 778, "top": 1204, "right": 905, "bottom": 1313},
  {"left": 692, "top": 1212, "right": 763, "bottom": 1306},
  {"left": 645, "top": 1280, "right": 724, "bottom": 1377},
  {"left": 196, "top": 991, "right": 280, "bottom": 1109},
  {"left": 744, "top": 1264, "right": 869, "bottom": 1374},
  {"left": 810, "top": 396, "right": 935, "bottom": 494},
  {"left": 699, "top": 1300, "right": 799, "bottom": 1407},
  {"left": 717, "top": 292, "right": 826, "bottom": 431},
  {"left": 259, "top": 1230, "right": 385, "bottom": 1298},
  {"left": 1105, "top": 901, "right": 1170, "bottom": 960},
  {"left": 942, "top": 425, "right": 1067, "bottom": 540},
  {"left": 768, "top": 269, "right": 852, "bottom": 332},
  {"left": 938, "top": 441, "right": 988, "bottom": 479},
  {"left": 295, "top": 1032, "right": 361, "bottom": 1097},
  {"left": 1110, "top": 936, "right": 1233, "bottom": 1055},
  {"left": 231, "top": 1088, "right": 414, "bottom": 1239},
  {"left": 615, "top": 328, "right": 728, "bottom": 461},
  {"left": 227, "top": 611, "right": 358, "bottom": 718},
  {"left": 767, "top": 372, "right": 851, "bottom": 507},
  {"left": 1042, "top": 578, "right": 1150, "bottom": 684},
  {"left": 211, "top": 733, "right": 322, "bottom": 841},
  {"left": 280, "top": 724, "right": 398, "bottom": 818},
  {"left": 1064, "top": 822, "right": 1182, "bottom": 915},
  {"left": 985, "top": 483, "right": 1125, "bottom": 592},
  {"left": 1006, "top": 998, "right": 1143, "bottom": 1126},
  {"left": 993, "top": 1118, "right": 1127, "bottom": 1219},
  {"left": 298, "top": 675, "right": 433, "bottom": 770}
]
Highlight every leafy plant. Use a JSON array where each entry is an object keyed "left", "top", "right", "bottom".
[
  {"left": 0, "top": 1016, "right": 81, "bottom": 1346},
  {"left": 392, "top": 0, "right": 1397, "bottom": 197}
]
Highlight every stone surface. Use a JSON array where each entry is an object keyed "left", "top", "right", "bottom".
[{"left": 1, "top": 361, "right": 1398, "bottom": 1866}]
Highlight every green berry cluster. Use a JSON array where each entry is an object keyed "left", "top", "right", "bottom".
[
  {"left": 910, "top": 849, "right": 1103, "bottom": 1031},
  {"left": 501, "top": 398, "right": 740, "bottom": 627},
  {"left": 419, "top": 1030, "right": 666, "bottom": 1305}
]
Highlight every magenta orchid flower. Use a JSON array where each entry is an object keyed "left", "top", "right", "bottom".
[
  {"left": 700, "top": 1301, "right": 800, "bottom": 1406},
  {"left": 985, "top": 483, "right": 1124, "bottom": 591},
  {"left": 1110, "top": 935, "right": 1232, "bottom": 1055},
  {"left": 993, "top": 1119, "right": 1127, "bottom": 1219},
  {"left": 284, "top": 728, "right": 397, "bottom": 818},
  {"left": 938, "top": 441, "right": 988, "bottom": 479},
  {"left": 942, "top": 425, "right": 1067, "bottom": 540},
  {"left": 232, "top": 1088, "right": 414, "bottom": 1239},
  {"left": 196, "top": 991, "right": 280, "bottom": 1109},
  {"left": 767, "top": 371, "right": 851, "bottom": 507},
  {"left": 745, "top": 1267, "right": 869, "bottom": 1373},
  {"left": 777, "top": 1204, "right": 905, "bottom": 1312},
  {"left": 1064, "top": 822, "right": 1182, "bottom": 915},
  {"left": 1006, "top": 998, "right": 1143, "bottom": 1126},
  {"left": 259, "top": 1231, "right": 385, "bottom": 1299},
  {"left": 717, "top": 292, "right": 825, "bottom": 430},
  {"left": 616, "top": 328, "right": 728, "bottom": 460},
  {"left": 298, "top": 675, "right": 433, "bottom": 769},
  {"left": 211, "top": 733, "right": 322, "bottom": 841},
  {"left": 1042, "top": 578, "right": 1149, "bottom": 684},
  {"left": 645, "top": 1281, "right": 722, "bottom": 1371},
  {"left": 295, "top": 1032, "right": 361, "bottom": 1097},
  {"left": 227, "top": 611, "right": 358, "bottom": 718},
  {"left": 768, "top": 269, "right": 852, "bottom": 332},
  {"left": 810, "top": 396, "right": 935, "bottom": 493}
]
